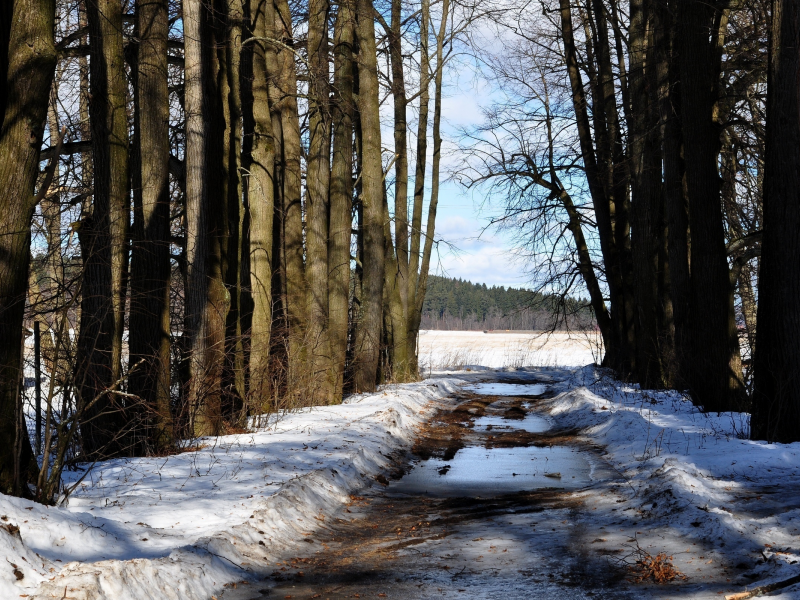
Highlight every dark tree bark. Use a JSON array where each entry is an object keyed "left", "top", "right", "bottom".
[
  {"left": 657, "top": 0, "right": 691, "bottom": 388},
  {"left": 558, "top": 0, "right": 621, "bottom": 369},
  {"left": 0, "top": 0, "right": 57, "bottom": 494},
  {"left": 222, "top": 0, "right": 246, "bottom": 419},
  {"left": 629, "top": 0, "right": 669, "bottom": 389},
  {"left": 274, "top": 0, "right": 307, "bottom": 391},
  {"left": 129, "top": 0, "right": 173, "bottom": 453},
  {"left": 267, "top": 0, "right": 309, "bottom": 393},
  {"left": 677, "top": 0, "right": 746, "bottom": 411},
  {"left": 412, "top": 0, "right": 449, "bottom": 357},
  {"left": 587, "top": 0, "right": 636, "bottom": 380},
  {"left": 184, "top": 0, "right": 227, "bottom": 436},
  {"left": 407, "top": 0, "right": 429, "bottom": 371},
  {"left": 77, "top": 0, "right": 131, "bottom": 455},
  {"left": 351, "top": 0, "right": 385, "bottom": 392},
  {"left": 0, "top": 2, "right": 12, "bottom": 124},
  {"left": 751, "top": 0, "right": 800, "bottom": 442},
  {"left": 387, "top": 0, "right": 411, "bottom": 380}
]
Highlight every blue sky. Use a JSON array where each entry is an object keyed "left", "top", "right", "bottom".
[
  {"left": 421, "top": 56, "right": 530, "bottom": 290},
  {"left": 430, "top": 183, "right": 529, "bottom": 289},
  {"left": 378, "top": 39, "right": 533, "bottom": 291}
]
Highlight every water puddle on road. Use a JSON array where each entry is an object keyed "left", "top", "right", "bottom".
[
  {"left": 390, "top": 445, "right": 597, "bottom": 498},
  {"left": 463, "top": 383, "right": 548, "bottom": 396},
  {"left": 473, "top": 413, "right": 552, "bottom": 433}
]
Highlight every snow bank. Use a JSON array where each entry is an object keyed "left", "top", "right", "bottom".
[
  {"left": 0, "top": 378, "right": 462, "bottom": 599},
  {"left": 545, "top": 366, "right": 800, "bottom": 589}
]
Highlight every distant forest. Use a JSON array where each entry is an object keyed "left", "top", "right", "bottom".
[{"left": 420, "top": 276, "right": 594, "bottom": 331}]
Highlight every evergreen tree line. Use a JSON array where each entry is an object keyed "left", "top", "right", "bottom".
[
  {"left": 456, "top": 0, "right": 800, "bottom": 442},
  {"left": 420, "top": 275, "right": 594, "bottom": 330},
  {"left": 0, "top": 0, "right": 477, "bottom": 501}
]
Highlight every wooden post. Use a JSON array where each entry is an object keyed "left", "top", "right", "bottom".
[{"left": 34, "top": 321, "right": 41, "bottom": 455}]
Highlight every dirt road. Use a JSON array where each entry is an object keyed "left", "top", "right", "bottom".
[{"left": 236, "top": 374, "right": 638, "bottom": 599}]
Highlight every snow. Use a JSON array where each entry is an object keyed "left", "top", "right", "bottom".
[
  {"left": 417, "top": 330, "right": 601, "bottom": 371},
  {"left": 541, "top": 365, "right": 800, "bottom": 596},
  {"left": 0, "top": 377, "right": 462, "bottom": 599},
  {"left": 6, "top": 332, "right": 800, "bottom": 598}
]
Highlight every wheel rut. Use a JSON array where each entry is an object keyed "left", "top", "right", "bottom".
[{"left": 241, "top": 378, "right": 640, "bottom": 600}]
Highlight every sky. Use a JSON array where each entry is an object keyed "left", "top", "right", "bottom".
[
  {"left": 429, "top": 184, "right": 529, "bottom": 289},
  {"left": 426, "top": 75, "right": 532, "bottom": 289},
  {"left": 394, "top": 36, "right": 534, "bottom": 291}
]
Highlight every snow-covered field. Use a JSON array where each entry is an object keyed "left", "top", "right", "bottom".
[
  {"left": 4, "top": 332, "right": 800, "bottom": 598},
  {"left": 418, "top": 329, "right": 602, "bottom": 370}
]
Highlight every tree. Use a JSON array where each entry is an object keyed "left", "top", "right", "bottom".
[
  {"left": 677, "top": 0, "right": 746, "bottom": 410},
  {"left": 328, "top": 0, "right": 356, "bottom": 398},
  {"left": 0, "top": 0, "right": 57, "bottom": 493},
  {"left": 0, "top": 0, "right": 464, "bottom": 498},
  {"left": 351, "top": 0, "right": 385, "bottom": 392},
  {"left": 751, "top": 0, "right": 800, "bottom": 442},
  {"left": 129, "top": 0, "right": 173, "bottom": 453},
  {"left": 75, "top": 0, "right": 130, "bottom": 454},
  {"left": 244, "top": 0, "right": 278, "bottom": 405}
]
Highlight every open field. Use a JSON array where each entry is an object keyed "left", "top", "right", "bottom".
[{"left": 418, "top": 330, "right": 602, "bottom": 372}]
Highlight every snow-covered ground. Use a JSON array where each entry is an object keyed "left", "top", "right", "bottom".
[
  {"left": 4, "top": 332, "right": 800, "bottom": 598},
  {"left": 418, "top": 329, "right": 601, "bottom": 370},
  {"left": 541, "top": 366, "right": 800, "bottom": 598},
  {"left": 0, "top": 378, "right": 462, "bottom": 599}
]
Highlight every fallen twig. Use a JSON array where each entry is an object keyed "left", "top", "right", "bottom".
[{"left": 725, "top": 572, "right": 800, "bottom": 600}]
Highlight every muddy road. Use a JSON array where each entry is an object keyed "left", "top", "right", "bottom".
[{"left": 227, "top": 373, "right": 727, "bottom": 600}]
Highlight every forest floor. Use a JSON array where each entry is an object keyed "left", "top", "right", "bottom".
[{"left": 3, "top": 334, "right": 800, "bottom": 599}]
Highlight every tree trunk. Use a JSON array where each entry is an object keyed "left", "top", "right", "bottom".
[
  {"left": 245, "top": 0, "right": 277, "bottom": 405},
  {"left": 407, "top": 0, "right": 430, "bottom": 372},
  {"left": 222, "top": 0, "right": 246, "bottom": 419},
  {"left": 658, "top": 0, "right": 691, "bottom": 388},
  {"left": 751, "top": 0, "right": 800, "bottom": 442},
  {"left": 306, "top": 0, "right": 335, "bottom": 402},
  {"left": 629, "top": 0, "right": 668, "bottom": 389},
  {"left": 129, "top": 0, "right": 173, "bottom": 454},
  {"left": 329, "top": 0, "right": 355, "bottom": 398},
  {"left": 411, "top": 0, "right": 449, "bottom": 357},
  {"left": 383, "top": 186, "right": 406, "bottom": 382},
  {"left": 388, "top": 0, "right": 410, "bottom": 381},
  {"left": 678, "top": 0, "right": 746, "bottom": 411},
  {"left": 558, "top": 0, "right": 620, "bottom": 367},
  {"left": 351, "top": 0, "right": 385, "bottom": 393},
  {"left": 184, "top": 0, "right": 227, "bottom": 436},
  {"left": 589, "top": 0, "right": 636, "bottom": 379},
  {"left": 77, "top": 0, "right": 131, "bottom": 455},
  {"left": 0, "top": 0, "right": 57, "bottom": 494},
  {"left": 273, "top": 0, "right": 307, "bottom": 394}
]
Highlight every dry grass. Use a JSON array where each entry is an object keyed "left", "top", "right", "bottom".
[{"left": 623, "top": 544, "right": 687, "bottom": 584}]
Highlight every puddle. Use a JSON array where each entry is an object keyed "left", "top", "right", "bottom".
[
  {"left": 390, "top": 446, "right": 600, "bottom": 498},
  {"left": 473, "top": 413, "right": 552, "bottom": 433},
  {"left": 464, "top": 383, "right": 548, "bottom": 396}
]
